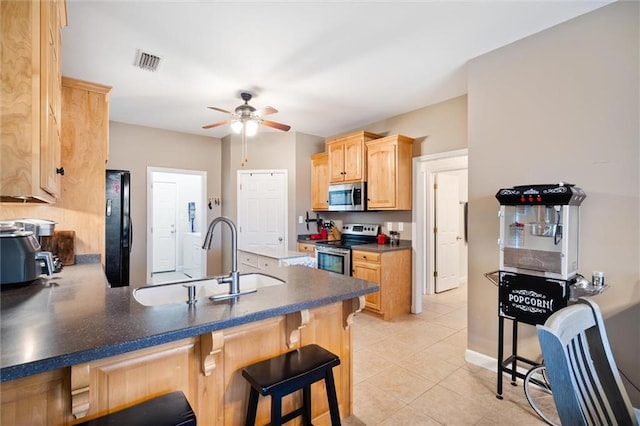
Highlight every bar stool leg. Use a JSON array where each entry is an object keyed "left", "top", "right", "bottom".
[
  {"left": 302, "top": 385, "right": 312, "bottom": 426},
  {"left": 324, "top": 371, "right": 341, "bottom": 425},
  {"left": 245, "top": 388, "right": 259, "bottom": 426},
  {"left": 271, "top": 393, "right": 282, "bottom": 426}
]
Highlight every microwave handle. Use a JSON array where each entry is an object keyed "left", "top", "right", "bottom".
[{"left": 351, "top": 189, "right": 355, "bottom": 206}]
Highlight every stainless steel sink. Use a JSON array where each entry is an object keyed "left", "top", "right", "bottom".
[{"left": 133, "top": 273, "right": 285, "bottom": 307}]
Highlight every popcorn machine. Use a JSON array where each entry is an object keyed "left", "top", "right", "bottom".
[{"left": 491, "top": 183, "right": 586, "bottom": 399}]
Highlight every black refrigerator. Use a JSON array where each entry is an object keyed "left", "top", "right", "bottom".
[{"left": 105, "top": 170, "right": 131, "bottom": 287}]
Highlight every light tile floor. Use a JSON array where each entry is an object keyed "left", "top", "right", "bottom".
[{"left": 343, "top": 284, "right": 548, "bottom": 425}]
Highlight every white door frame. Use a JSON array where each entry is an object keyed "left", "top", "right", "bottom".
[
  {"left": 412, "top": 149, "right": 468, "bottom": 313},
  {"left": 146, "top": 167, "right": 207, "bottom": 283}
]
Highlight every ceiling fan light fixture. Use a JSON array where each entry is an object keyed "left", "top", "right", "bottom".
[
  {"left": 230, "top": 119, "right": 243, "bottom": 133},
  {"left": 245, "top": 120, "right": 259, "bottom": 136}
]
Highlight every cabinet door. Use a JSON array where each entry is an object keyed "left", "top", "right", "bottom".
[
  {"left": 327, "top": 142, "right": 345, "bottom": 182},
  {"left": 40, "top": 0, "right": 62, "bottom": 197},
  {"left": 73, "top": 339, "right": 201, "bottom": 422},
  {"left": 1, "top": 369, "right": 70, "bottom": 426},
  {"left": 342, "top": 138, "right": 364, "bottom": 182},
  {"left": 311, "top": 152, "right": 329, "bottom": 210},
  {"left": 352, "top": 260, "right": 381, "bottom": 312},
  {"left": 367, "top": 142, "right": 397, "bottom": 209}
]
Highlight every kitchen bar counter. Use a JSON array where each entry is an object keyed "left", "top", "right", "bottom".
[{"left": 0, "top": 263, "right": 378, "bottom": 382}]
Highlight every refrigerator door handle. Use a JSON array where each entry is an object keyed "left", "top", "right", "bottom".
[{"left": 129, "top": 219, "right": 133, "bottom": 251}]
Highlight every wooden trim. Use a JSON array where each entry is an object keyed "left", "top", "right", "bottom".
[
  {"left": 342, "top": 296, "right": 365, "bottom": 329},
  {"left": 200, "top": 331, "right": 225, "bottom": 376},
  {"left": 62, "top": 76, "right": 112, "bottom": 96},
  {"left": 71, "top": 363, "right": 90, "bottom": 419},
  {"left": 285, "top": 309, "right": 310, "bottom": 348}
]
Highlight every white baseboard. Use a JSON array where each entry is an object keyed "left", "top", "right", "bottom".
[
  {"left": 465, "top": 349, "right": 497, "bottom": 372},
  {"left": 465, "top": 349, "right": 534, "bottom": 377}
]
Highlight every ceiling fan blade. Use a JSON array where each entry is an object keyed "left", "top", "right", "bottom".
[
  {"left": 207, "top": 106, "right": 232, "bottom": 115},
  {"left": 261, "top": 119, "right": 291, "bottom": 132},
  {"left": 202, "top": 120, "right": 230, "bottom": 129},
  {"left": 254, "top": 106, "right": 278, "bottom": 116}
]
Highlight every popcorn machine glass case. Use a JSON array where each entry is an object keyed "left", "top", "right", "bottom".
[{"left": 496, "top": 184, "right": 586, "bottom": 280}]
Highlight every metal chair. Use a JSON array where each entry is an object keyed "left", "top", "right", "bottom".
[{"left": 537, "top": 297, "right": 640, "bottom": 425}]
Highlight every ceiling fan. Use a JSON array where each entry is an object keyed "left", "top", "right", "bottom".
[{"left": 202, "top": 91, "right": 291, "bottom": 133}]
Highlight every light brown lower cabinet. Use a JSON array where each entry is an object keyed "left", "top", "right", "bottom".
[
  {"left": 0, "top": 301, "right": 358, "bottom": 426},
  {"left": 297, "top": 242, "right": 316, "bottom": 255},
  {"left": 0, "top": 369, "right": 70, "bottom": 426},
  {"left": 352, "top": 248, "right": 412, "bottom": 320}
]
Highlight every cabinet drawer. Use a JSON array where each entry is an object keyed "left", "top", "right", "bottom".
[
  {"left": 352, "top": 251, "right": 380, "bottom": 263},
  {"left": 239, "top": 251, "right": 258, "bottom": 268},
  {"left": 257, "top": 255, "right": 279, "bottom": 270},
  {"left": 297, "top": 242, "right": 316, "bottom": 254}
]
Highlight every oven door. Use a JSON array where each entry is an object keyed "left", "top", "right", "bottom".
[{"left": 316, "top": 246, "right": 351, "bottom": 276}]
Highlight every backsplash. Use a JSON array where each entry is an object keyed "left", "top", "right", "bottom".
[{"left": 297, "top": 210, "right": 413, "bottom": 240}]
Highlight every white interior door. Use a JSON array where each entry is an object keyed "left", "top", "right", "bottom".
[
  {"left": 152, "top": 181, "right": 177, "bottom": 272},
  {"left": 237, "top": 171, "right": 287, "bottom": 250},
  {"left": 435, "top": 172, "right": 461, "bottom": 292}
]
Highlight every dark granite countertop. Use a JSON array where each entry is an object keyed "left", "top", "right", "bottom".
[
  {"left": 0, "top": 264, "right": 378, "bottom": 383},
  {"left": 297, "top": 236, "right": 330, "bottom": 244},
  {"left": 350, "top": 240, "right": 412, "bottom": 252}
]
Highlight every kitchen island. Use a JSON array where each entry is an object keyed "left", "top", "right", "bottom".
[{"left": 0, "top": 263, "right": 378, "bottom": 425}]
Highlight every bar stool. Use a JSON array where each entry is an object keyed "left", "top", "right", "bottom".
[
  {"left": 242, "top": 344, "right": 341, "bottom": 425},
  {"left": 77, "top": 390, "right": 196, "bottom": 426}
]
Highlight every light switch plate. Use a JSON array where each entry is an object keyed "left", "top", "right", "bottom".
[
  {"left": 387, "top": 222, "right": 393, "bottom": 231},
  {"left": 398, "top": 222, "right": 404, "bottom": 232},
  {"left": 298, "top": 216, "right": 303, "bottom": 224}
]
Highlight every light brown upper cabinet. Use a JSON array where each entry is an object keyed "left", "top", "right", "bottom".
[
  {"left": 311, "top": 152, "right": 329, "bottom": 211},
  {"left": 326, "top": 131, "right": 380, "bottom": 183},
  {"left": 366, "top": 135, "right": 414, "bottom": 210},
  {"left": 1, "top": 0, "right": 67, "bottom": 202}
]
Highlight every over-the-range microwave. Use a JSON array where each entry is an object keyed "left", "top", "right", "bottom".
[{"left": 327, "top": 182, "right": 366, "bottom": 212}]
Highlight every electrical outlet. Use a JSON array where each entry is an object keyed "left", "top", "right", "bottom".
[
  {"left": 298, "top": 216, "right": 303, "bottom": 224},
  {"left": 387, "top": 222, "right": 393, "bottom": 231},
  {"left": 398, "top": 222, "right": 404, "bottom": 232}
]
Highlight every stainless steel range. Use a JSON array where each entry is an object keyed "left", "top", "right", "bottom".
[{"left": 316, "top": 223, "right": 380, "bottom": 275}]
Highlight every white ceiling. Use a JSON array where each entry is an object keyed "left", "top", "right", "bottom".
[{"left": 62, "top": 1, "right": 614, "bottom": 139}]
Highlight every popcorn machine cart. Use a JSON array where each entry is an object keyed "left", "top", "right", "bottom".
[{"left": 489, "top": 183, "right": 586, "bottom": 400}]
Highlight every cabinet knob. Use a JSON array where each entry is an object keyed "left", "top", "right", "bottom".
[{"left": 56, "top": 167, "right": 65, "bottom": 176}]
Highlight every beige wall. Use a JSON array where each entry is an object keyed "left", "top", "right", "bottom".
[
  {"left": 467, "top": 0, "right": 639, "bottom": 398},
  {"left": 219, "top": 131, "right": 323, "bottom": 268},
  {"left": 344, "top": 94, "right": 468, "bottom": 157},
  {"left": 320, "top": 95, "right": 469, "bottom": 230},
  {"left": 107, "top": 122, "right": 223, "bottom": 285}
]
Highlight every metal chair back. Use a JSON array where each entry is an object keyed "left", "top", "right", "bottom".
[{"left": 537, "top": 297, "right": 639, "bottom": 426}]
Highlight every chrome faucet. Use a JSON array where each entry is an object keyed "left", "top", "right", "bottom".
[{"left": 202, "top": 216, "right": 240, "bottom": 296}]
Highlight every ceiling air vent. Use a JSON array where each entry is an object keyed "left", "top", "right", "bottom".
[{"left": 134, "top": 50, "right": 162, "bottom": 72}]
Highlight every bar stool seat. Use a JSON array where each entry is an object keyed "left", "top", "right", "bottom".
[
  {"left": 242, "top": 344, "right": 341, "bottom": 425},
  {"left": 77, "top": 390, "right": 196, "bottom": 426}
]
